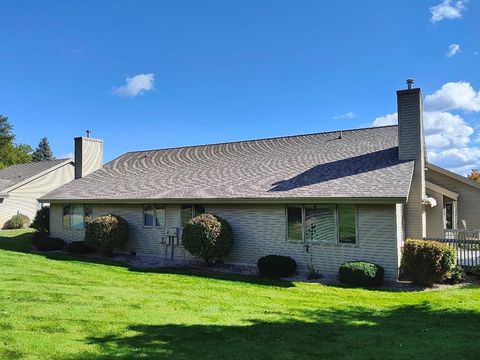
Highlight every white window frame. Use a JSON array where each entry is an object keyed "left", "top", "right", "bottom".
[{"left": 285, "top": 204, "right": 358, "bottom": 245}]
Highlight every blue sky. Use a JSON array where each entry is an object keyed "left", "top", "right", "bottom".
[{"left": 1, "top": 1, "right": 479, "bottom": 174}]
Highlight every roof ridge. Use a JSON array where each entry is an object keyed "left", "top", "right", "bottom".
[{"left": 124, "top": 125, "right": 398, "bottom": 155}]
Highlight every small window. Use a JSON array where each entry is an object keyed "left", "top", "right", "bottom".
[
  {"left": 154, "top": 205, "right": 166, "bottom": 227},
  {"left": 287, "top": 205, "right": 303, "bottom": 241},
  {"left": 181, "top": 205, "right": 193, "bottom": 227},
  {"left": 445, "top": 203, "right": 453, "bottom": 229},
  {"left": 144, "top": 204, "right": 166, "bottom": 227},
  {"left": 181, "top": 204, "right": 206, "bottom": 227},
  {"left": 62, "top": 204, "right": 90, "bottom": 230},
  {"left": 305, "top": 205, "right": 336, "bottom": 243},
  {"left": 194, "top": 205, "right": 206, "bottom": 218},
  {"left": 63, "top": 204, "right": 71, "bottom": 228},
  {"left": 338, "top": 205, "right": 357, "bottom": 244},
  {"left": 144, "top": 205, "right": 154, "bottom": 227}
]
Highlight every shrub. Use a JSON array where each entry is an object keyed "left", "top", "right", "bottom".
[
  {"left": 66, "top": 241, "right": 97, "bottom": 255},
  {"left": 85, "top": 214, "right": 129, "bottom": 255},
  {"left": 182, "top": 214, "right": 234, "bottom": 265},
  {"left": 31, "top": 231, "right": 64, "bottom": 251},
  {"left": 4, "top": 214, "right": 30, "bottom": 229},
  {"left": 31, "top": 206, "right": 49, "bottom": 233},
  {"left": 339, "top": 261, "right": 384, "bottom": 287},
  {"left": 469, "top": 266, "right": 480, "bottom": 278},
  {"left": 444, "top": 265, "right": 465, "bottom": 285},
  {"left": 401, "top": 239, "right": 456, "bottom": 286},
  {"left": 257, "top": 255, "right": 297, "bottom": 278}
]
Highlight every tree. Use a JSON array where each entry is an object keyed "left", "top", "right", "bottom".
[
  {"left": 32, "top": 137, "right": 54, "bottom": 161},
  {"left": 0, "top": 115, "right": 33, "bottom": 170},
  {"left": 0, "top": 115, "right": 14, "bottom": 148},
  {"left": 467, "top": 169, "right": 480, "bottom": 183}
]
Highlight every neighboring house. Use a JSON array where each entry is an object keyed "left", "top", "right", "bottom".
[
  {"left": 0, "top": 159, "right": 74, "bottom": 228},
  {"left": 40, "top": 83, "right": 480, "bottom": 279}
]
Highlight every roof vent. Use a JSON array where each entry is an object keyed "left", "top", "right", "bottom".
[
  {"left": 406, "top": 79, "right": 414, "bottom": 90},
  {"left": 86, "top": 130, "right": 92, "bottom": 138}
]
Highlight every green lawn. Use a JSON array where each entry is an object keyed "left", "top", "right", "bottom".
[{"left": 0, "top": 229, "right": 479, "bottom": 360}]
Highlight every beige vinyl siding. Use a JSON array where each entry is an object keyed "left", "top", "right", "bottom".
[
  {"left": 51, "top": 202, "right": 399, "bottom": 279},
  {"left": 0, "top": 164, "right": 74, "bottom": 228},
  {"left": 395, "top": 203, "right": 405, "bottom": 269},
  {"left": 426, "top": 168, "right": 480, "bottom": 230},
  {"left": 425, "top": 188, "right": 445, "bottom": 238}
]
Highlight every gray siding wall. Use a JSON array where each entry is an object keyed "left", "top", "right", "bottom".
[
  {"left": 426, "top": 169, "right": 480, "bottom": 230},
  {"left": 397, "top": 88, "right": 426, "bottom": 239},
  {"left": 51, "top": 202, "right": 399, "bottom": 279},
  {"left": 0, "top": 164, "right": 74, "bottom": 228}
]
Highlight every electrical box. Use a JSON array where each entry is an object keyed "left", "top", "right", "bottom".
[{"left": 164, "top": 227, "right": 178, "bottom": 237}]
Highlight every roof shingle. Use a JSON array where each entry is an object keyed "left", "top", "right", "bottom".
[
  {"left": 41, "top": 126, "right": 414, "bottom": 202},
  {"left": 0, "top": 159, "right": 71, "bottom": 194}
]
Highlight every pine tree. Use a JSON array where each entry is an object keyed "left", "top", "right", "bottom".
[
  {"left": 32, "top": 137, "right": 54, "bottom": 162},
  {"left": 0, "top": 115, "right": 33, "bottom": 170},
  {"left": 0, "top": 115, "right": 14, "bottom": 148}
]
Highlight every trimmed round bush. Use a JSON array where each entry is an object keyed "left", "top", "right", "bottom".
[
  {"left": 66, "top": 241, "right": 97, "bottom": 255},
  {"left": 339, "top": 261, "right": 384, "bottom": 287},
  {"left": 85, "top": 214, "right": 129, "bottom": 255},
  {"left": 31, "top": 206, "right": 49, "bottom": 233},
  {"left": 181, "top": 214, "right": 234, "bottom": 265},
  {"left": 4, "top": 214, "right": 30, "bottom": 229},
  {"left": 401, "top": 239, "right": 456, "bottom": 286},
  {"left": 257, "top": 255, "right": 297, "bottom": 278},
  {"left": 31, "top": 231, "right": 65, "bottom": 251}
]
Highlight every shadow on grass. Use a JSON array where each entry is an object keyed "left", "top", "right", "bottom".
[
  {"left": 65, "top": 303, "right": 480, "bottom": 360},
  {"left": 0, "top": 230, "right": 293, "bottom": 288}
]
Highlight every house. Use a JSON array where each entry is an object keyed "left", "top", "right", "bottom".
[
  {"left": 0, "top": 159, "right": 75, "bottom": 228},
  {"left": 40, "top": 82, "right": 480, "bottom": 279}
]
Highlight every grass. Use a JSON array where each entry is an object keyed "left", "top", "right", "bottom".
[{"left": 0, "top": 229, "right": 479, "bottom": 359}]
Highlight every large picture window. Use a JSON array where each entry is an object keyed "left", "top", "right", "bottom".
[
  {"left": 144, "top": 204, "right": 166, "bottom": 227},
  {"left": 286, "top": 204, "right": 357, "bottom": 244},
  {"left": 62, "top": 204, "right": 93, "bottom": 230}
]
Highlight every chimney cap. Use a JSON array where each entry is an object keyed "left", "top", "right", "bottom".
[
  {"left": 86, "top": 129, "right": 92, "bottom": 138},
  {"left": 406, "top": 79, "right": 414, "bottom": 89}
]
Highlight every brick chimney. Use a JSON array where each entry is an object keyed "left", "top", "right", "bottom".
[
  {"left": 74, "top": 132, "right": 103, "bottom": 179},
  {"left": 397, "top": 79, "right": 426, "bottom": 239}
]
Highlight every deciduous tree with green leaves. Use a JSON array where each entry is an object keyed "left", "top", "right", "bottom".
[{"left": 32, "top": 137, "right": 54, "bottom": 161}]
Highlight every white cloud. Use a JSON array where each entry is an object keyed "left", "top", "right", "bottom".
[
  {"left": 373, "top": 113, "right": 398, "bottom": 127},
  {"left": 430, "top": 0, "right": 467, "bottom": 23},
  {"left": 371, "top": 81, "right": 480, "bottom": 174},
  {"left": 113, "top": 73, "right": 155, "bottom": 97},
  {"left": 446, "top": 43, "right": 460, "bottom": 57},
  {"left": 424, "top": 81, "right": 480, "bottom": 112},
  {"left": 333, "top": 111, "right": 357, "bottom": 120},
  {"left": 372, "top": 111, "right": 473, "bottom": 149}
]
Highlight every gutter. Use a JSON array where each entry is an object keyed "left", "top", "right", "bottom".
[{"left": 40, "top": 196, "right": 408, "bottom": 205}]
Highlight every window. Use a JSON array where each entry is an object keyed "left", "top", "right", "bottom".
[
  {"left": 144, "top": 204, "right": 166, "bottom": 227},
  {"left": 305, "top": 205, "right": 336, "bottom": 243},
  {"left": 286, "top": 204, "right": 357, "bottom": 245},
  {"left": 287, "top": 205, "right": 303, "bottom": 241},
  {"left": 62, "top": 204, "right": 93, "bottom": 230},
  {"left": 338, "top": 205, "right": 356, "bottom": 244},
  {"left": 181, "top": 204, "right": 206, "bottom": 227},
  {"left": 63, "top": 204, "right": 71, "bottom": 228},
  {"left": 445, "top": 203, "right": 453, "bottom": 230}
]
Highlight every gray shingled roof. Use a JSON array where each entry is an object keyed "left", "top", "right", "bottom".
[
  {"left": 41, "top": 126, "right": 414, "bottom": 202},
  {"left": 0, "top": 159, "right": 71, "bottom": 194}
]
